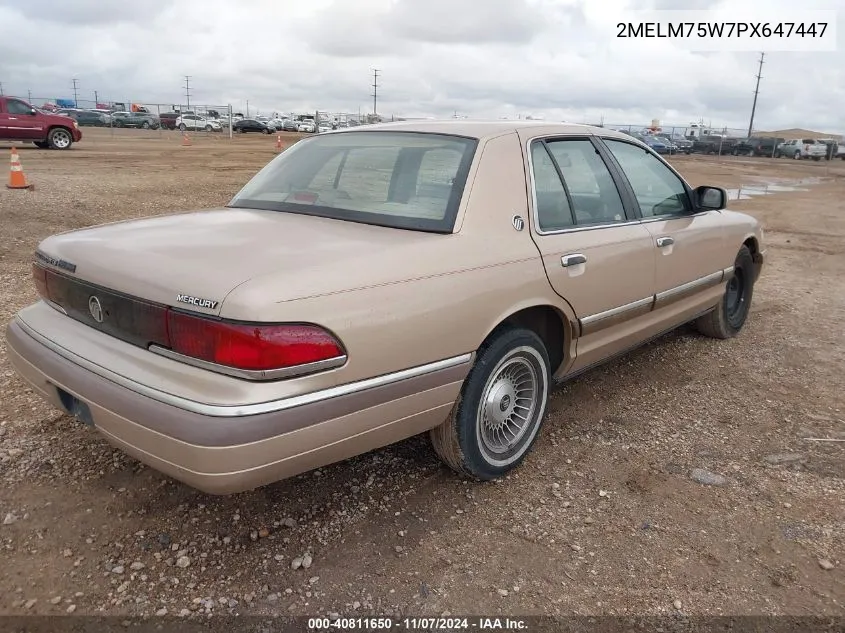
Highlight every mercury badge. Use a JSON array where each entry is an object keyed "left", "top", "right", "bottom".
[
  {"left": 512, "top": 215, "right": 525, "bottom": 231},
  {"left": 88, "top": 296, "right": 104, "bottom": 323},
  {"left": 176, "top": 294, "right": 219, "bottom": 310}
]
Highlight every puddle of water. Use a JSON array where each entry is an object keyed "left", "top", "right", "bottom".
[{"left": 726, "top": 177, "right": 825, "bottom": 201}]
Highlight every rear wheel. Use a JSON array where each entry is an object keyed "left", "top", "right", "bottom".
[
  {"left": 794, "top": 151, "right": 801, "bottom": 160},
  {"left": 430, "top": 327, "right": 551, "bottom": 480},
  {"left": 47, "top": 128, "right": 73, "bottom": 150},
  {"left": 142, "top": 121, "right": 151, "bottom": 129},
  {"left": 205, "top": 125, "right": 213, "bottom": 131},
  {"left": 179, "top": 123, "right": 187, "bottom": 132},
  {"left": 695, "top": 245, "right": 754, "bottom": 339}
]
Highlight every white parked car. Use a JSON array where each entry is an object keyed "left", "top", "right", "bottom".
[
  {"left": 297, "top": 120, "right": 316, "bottom": 133},
  {"left": 176, "top": 114, "right": 221, "bottom": 132},
  {"left": 317, "top": 122, "right": 333, "bottom": 133},
  {"left": 775, "top": 138, "right": 826, "bottom": 160}
]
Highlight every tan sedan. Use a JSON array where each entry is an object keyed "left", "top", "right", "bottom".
[{"left": 6, "top": 121, "right": 765, "bottom": 494}]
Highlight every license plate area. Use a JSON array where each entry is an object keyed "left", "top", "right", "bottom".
[{"left": 56, "top": 387, "right": 95, "bottom": 427}]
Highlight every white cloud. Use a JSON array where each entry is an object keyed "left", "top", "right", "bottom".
[{"left": 0, "top": 0, "right": 842, "bottom": 131}]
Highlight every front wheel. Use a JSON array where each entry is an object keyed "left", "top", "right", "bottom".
[
  {"left": 430, "top": 327, "right": 551, "bottom": 480},
  {"left": 205, "top": 125, "right": 213, "bottom": 131},
  {"left": 47, "top": 127, "right": 73, "bottom": 150},
  {"left": 263, "top": 127, "right": 271, "bottom": 134},
  {"left": 179, "top": 123, "right": 187, "bottom": 132},
  {"left": 794, "top": 151, "right": 802, "bottom": 160},
  {"left": 142, "top": 121, "right": 151, "bottom": 129},
  {"left": 695, "top": 245, "right": 755, "bottom": 340}
]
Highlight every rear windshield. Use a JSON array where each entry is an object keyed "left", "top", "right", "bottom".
[{"left": 228, "top": 131, "right": 478, "bottom": 233}]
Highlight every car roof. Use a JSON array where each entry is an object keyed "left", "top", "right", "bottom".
[{"left": 348, "top": 119, "right": 633, "bottom": 141}]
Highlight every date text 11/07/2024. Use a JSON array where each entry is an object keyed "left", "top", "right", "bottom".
[
  {"left": 616, "top": 21, "right": 828, "bottom": 38},
  {"left": 307, "top": 616, "right": 529, "bottom": 630}
]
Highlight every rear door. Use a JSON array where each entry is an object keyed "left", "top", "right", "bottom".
[
  {"left": 600, "top": 137, "right": 727, "bottom": 313},
  {"left": 524, "top": 134, "right": 656, "bottom": 368}
]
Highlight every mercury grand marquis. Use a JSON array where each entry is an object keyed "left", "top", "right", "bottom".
[{"left": 5, "top": 121, "right": 765, "bottom": 494}]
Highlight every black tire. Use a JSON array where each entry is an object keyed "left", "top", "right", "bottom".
[
  {"left": 794, "top": 151, "right": 801, "bottom": 160},
  {"left": 47, "top": 127, "right": 73, "bottom": 150},
  {"left": 695, "top": 245, "right": 755, "bottom": 340},
  {"left": 205, "top": 125, "right": 213, "bottom": 132},
  {"left": 263, "top": 127, "right": 271, "bottom": 134},
  {"left": 142, "top": 121, "right": 150, "bottom": 129},
  {"left": 179, "top": 123, "right": 187, "bottom": 132},
  {"left": 430, "top": 327, "right": 551, "bottom": 480}
]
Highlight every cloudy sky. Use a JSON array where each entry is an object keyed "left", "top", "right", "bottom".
[{"left": 0, "top": 0, "right": 842, "bottom": 132}]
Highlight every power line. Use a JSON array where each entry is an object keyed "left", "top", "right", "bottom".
[
  {"left": 747, "top": 52, "right": 765, "bottom": 138},
  {"left": 184, "top": 75, "right": 192, "bottom": 111},
  {"left": 72, "top": 78, "right": 79, "bottom": 107},
  {"left": 371, "top": 69, "right": 380, "bottom": 118}
]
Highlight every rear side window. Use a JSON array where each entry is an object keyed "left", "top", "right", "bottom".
[
  {"left": 229, "top": 131, "right": 477, "bottom": 233},
  {"left": 530, "top": 139, "right": 627, "bottom": 231}
]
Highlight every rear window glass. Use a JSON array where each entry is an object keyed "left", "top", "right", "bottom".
[{"left": 229, "top": 131, "right": 477, "bottom": 233}]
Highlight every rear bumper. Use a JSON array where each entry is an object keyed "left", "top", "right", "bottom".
[{"left": 5, "top": 317, "right": 469, "bottom": 494}]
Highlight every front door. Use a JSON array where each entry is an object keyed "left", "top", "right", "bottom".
[
  {"left": 1, "top": 98, "right": 43, "bottom": 141},
  {"left": 524, "top": 135, "right": 657, "bottom": 372},
  {"left": 600, "top": 137, "right": 726, "bottom": 312}
]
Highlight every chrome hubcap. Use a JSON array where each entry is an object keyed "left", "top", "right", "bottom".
[
  {"left": 479, "top": 355, "right": 538, "bottom": 455},
  {"left": 54, "top": 131, "right": 71, "bottom": 148}
]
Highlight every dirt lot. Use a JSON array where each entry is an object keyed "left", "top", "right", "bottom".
[{"left": 0, "top": 128, "right": 843, "bottom": 620}]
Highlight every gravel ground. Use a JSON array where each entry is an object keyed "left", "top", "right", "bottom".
[{"left": 0, "top": 129, "right": 843, "bottom": 620}]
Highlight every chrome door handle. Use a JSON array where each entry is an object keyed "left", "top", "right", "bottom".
[
  {"left": 561, "top": 253, "right": 587, "bottom": 267},
  {"left": 656, "top": 236, "right": 674, "bottom": 247}
]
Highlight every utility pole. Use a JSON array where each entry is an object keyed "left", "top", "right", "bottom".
[
  {"left": 184, "top": 75, "right": 192, "bottom": 111},
  {"left": 0, "top": 82, "right": 4, "bottom": 96},
  {"left": 371, "top": 69, "right": 380, "bottom": 120},
  {"left": 94, "top": 90, "right": 98, "bottom": 105},
  {"left": 246, "top": 99, "right": 249, "bottom": 116},
  {"left": 747, "top": 52, "right": 764, "bottom": 138},
  {"left": 28, "top": 89, "right": 32, "bottom": 102},
  {"left": 72, "top": 78, "right": 79, "bottom": 107}
]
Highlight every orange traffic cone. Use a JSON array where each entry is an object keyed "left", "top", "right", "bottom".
[
  {"left": 181, "top": 132, "right": 192, "bottom": 147},
  {"left": 7, "top": 147, "right": 33, "bottom": 190},
  {"left": 275, "top": 134, "right": 283, "bottom": 152}
]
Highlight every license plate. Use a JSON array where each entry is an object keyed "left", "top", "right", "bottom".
[{"left": 56, "top": 387, "right": 95, "bottom": 427}]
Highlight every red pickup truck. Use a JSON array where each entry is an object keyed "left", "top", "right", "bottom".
[{"left": 0, "top": 96, "right": 82, "bottom": 149}]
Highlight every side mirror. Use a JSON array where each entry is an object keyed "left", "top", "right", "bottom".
[
  {"left": 29, "top": 107, "right": 37, "bottom": 115},
  {"left": 694, "top": 185, "right": 727, "bottom": 210}
]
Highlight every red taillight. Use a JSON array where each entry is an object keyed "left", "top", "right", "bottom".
[
  {"left": 32, "top": 263, "right": 48, "bottom": 299},
  {"left": 166, "top": 310, "right": 344, "bottom": 372}
]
